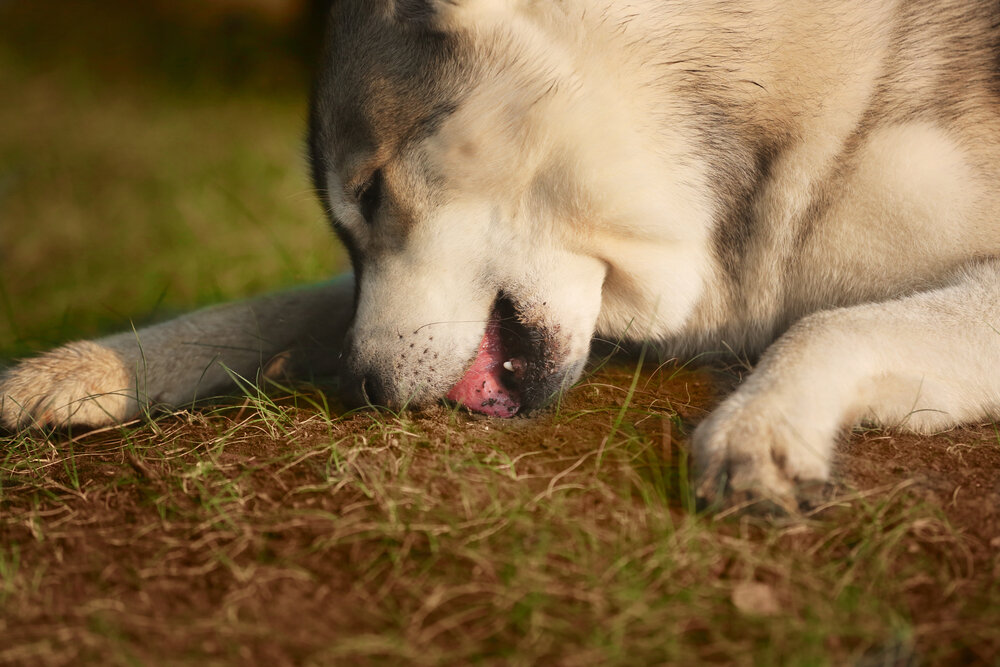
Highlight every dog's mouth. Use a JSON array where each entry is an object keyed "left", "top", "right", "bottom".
[{"left": 445, "top": 295, "right": 540, "bottom": 418}]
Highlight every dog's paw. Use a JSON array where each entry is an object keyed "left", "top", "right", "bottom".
[
  {"left": 1, "top": 341, "right": 136, "bottom": 430},
  {"left": 692, "top": 393, "right": 834, "bottom": 515}
]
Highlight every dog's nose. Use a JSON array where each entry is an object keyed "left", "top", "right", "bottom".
[
  {"left": 340, "top": 367, "right": 390, "bottom": 409},
  {"left": 340, "top": 328, "right": 405, "bottom": 409},
  {"left": 340, "top": 330, "right": 386, "bottom": 408}
]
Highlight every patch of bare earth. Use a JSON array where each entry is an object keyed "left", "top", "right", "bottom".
[{"left": 1, "top": 360, "right": 998, "bottom": 665}]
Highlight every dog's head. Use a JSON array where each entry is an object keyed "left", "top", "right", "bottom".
[{"left": 308, "top": 0, "right": 712, "bottom": 415}]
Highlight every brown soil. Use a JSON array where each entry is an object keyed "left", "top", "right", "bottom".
[
  {"left": 2, "top": 360, "right": 999, "bottom": 665},
  {"left": 841, "top": 429, "right": 1000, "bottom": 558}
]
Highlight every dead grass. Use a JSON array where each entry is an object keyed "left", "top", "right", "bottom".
[{"left": 3, "top": 364, "right": 1000, "bottom": 664}]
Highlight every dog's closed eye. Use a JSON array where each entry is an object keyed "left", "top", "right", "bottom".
[{"left": 355, "top": 169, "right": 384, "bottom": 224}]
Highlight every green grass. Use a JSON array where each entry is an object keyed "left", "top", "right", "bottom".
[
  {"left": 0, "top": 1, "right": 342, "bottom": 356},
  {"left": 5, "top": 385, "right": 995, "bottom": 664},
  {"left": 2, "top": 3, "right": 1000, "bottom": 665}
]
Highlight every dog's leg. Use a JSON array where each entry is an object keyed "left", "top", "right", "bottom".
[
  {"left": 693, "top": 260, "right": 1000, "bottom": 512},
  {"left": 0, "top": 275, "right": 355, "bottom": 430}
]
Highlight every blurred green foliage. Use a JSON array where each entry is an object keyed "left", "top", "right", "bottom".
[{"left": 0, "top": 1, "right": 346, "bottom": 357}]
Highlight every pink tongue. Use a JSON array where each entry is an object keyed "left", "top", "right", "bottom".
[{"left": 446, "top": 315, "right": 521, "bottom": 417}]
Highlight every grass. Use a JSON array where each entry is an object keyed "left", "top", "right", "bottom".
[
  {"left": 3, "top": 379, "right": 997, "bottom": 664},
  {"left": 0, "top": 1, "right": 340, "bottom": 355},
  {"left": 3, "top": 2, "right": 1000, "bottom": 665}
]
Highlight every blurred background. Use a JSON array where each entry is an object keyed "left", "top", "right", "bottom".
[{"left": 0, "top": 0, "right": 346, "bottom": 358}]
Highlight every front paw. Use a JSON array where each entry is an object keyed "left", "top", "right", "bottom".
[
  {"left": 1, "top": 341, "right": 135, "bottom": 430},
  {"left": 692, "top": 393, "right": 835, "bottom": 514}
]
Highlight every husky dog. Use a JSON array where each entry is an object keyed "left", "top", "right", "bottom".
[{"left": 4, "top": 0, "right": 1000, "bottom": 509}]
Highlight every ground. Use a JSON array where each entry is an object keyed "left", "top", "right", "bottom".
[
  {"left": 3, "top": 364, "right": 1000, "bottom": 664},
  {"left": 1, "top": 2, "right": 999, "bottom": 665}
]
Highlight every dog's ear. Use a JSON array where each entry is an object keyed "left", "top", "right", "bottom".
[{"left": 396, "top": 0, "right": 513, "bottom": 30}]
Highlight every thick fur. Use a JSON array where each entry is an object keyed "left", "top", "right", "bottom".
[{"left": 5, "top": 0, "right": 1000, "bottom": 509}]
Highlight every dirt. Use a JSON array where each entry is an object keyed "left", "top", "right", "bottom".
[
  {"left": 2, "top": 359, "right": 999, "bottom": 664},
  {"left": 840, "top": 428, "right": 1000, "bottom": 580}
]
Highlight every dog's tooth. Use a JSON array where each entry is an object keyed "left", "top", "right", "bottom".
[{"left": 503, "top": 360, "right": 515, "bottom": 372}]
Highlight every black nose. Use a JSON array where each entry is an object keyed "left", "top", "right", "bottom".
[
  {"left": 340, "top": 329, "right": 389, "bottom": 409},
  {"left": 340, "top": 367, "right": 390, "bottom": 409}
]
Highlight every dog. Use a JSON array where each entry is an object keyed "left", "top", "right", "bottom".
[{"left": 4, "top": 0, "right": 1000, "bottom": 510}]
